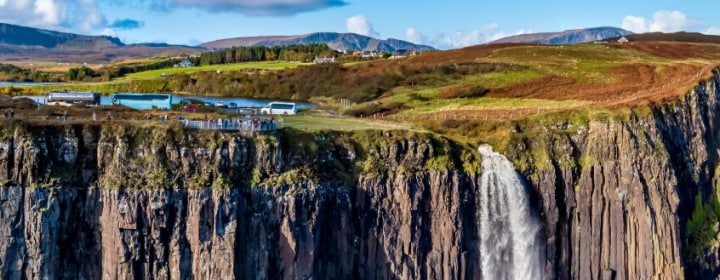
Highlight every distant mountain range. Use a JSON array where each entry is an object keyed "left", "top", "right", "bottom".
[
  {"left": 490, "top": 27, "right": 632, "bottom": 45},
  {"left": 0, "top": 23, "right": 123, "bottom": 50},
  {"left": 201, "top": 32, "right": 435, "bottom": 52},
  {"left": 12, "top": 22, "right": 718, "bottom": 64},
  {"left": 0, "top": 23, "right": 435, "bottom": 63},
  {"left": 0, "top": 23, "right": 202, "bottom": 63}
]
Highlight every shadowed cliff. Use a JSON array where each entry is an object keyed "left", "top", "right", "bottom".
[{"left": 0, "top": 69, "right": 719, "bottom": 279}]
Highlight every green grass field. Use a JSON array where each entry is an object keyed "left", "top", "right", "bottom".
[
  {"left": 16, "top": 79, "right": 166, "bottom": 95},
  {"left": 403, "top": 97, "right": 587, "bottom": 114},
  {"left": 282, "top": 115, "right": 411, "bottom": 131},
  {"left": 123, "top": 61, "right": 304, "bottom": 79},
  {"left": 483, "top": 44, "right": 674, "bottom": 81}
]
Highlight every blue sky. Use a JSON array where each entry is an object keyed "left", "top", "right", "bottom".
[{"left": 0, "top": 0, "right": 718, "bottom": 49}]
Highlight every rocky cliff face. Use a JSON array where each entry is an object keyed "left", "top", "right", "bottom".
[
  {"left": 0, "top": 127, "right": 489, "bottom": 279},
  {"left": 0, "top": 69, "right": 719, "bottom": 280},
  {"left": 507, "top": 68, "right": 720, "bottom": 279}
]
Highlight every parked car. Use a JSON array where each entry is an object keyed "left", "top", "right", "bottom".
[
  {"left": 181, "top": 105, "right": 197, "bottom": 112},
  {"left": 227, "top": 102, "right": 238, "bottom": 109},
  {"left": 215, "top": 101, "right": 226, "bottom": 108}
]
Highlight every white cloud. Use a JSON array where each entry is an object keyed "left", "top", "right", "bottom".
[
  {"left": 0, "top": 0, "right": 108, "bottom": 32},
  {"left": 706, "top": 27, "right": 720, "bottom": 35},
  {"left": 622, "top": 10, "right": 693, "bottom": 33},
  {"left": 75, "top": 0, "right": 105, "bottom": 31},
  {"left": 436, "top": 30, "right": 486, "bottom": 49},
  {"left": 346, "top": 14, "right": 378, "bottom": 37},
  {"left": 100, "top": 28, "right": 116, "bottom": 37},
  {"left": 650, "top": 10, "right": 690, "bottom": 32},
  {"left": 621, "top": 15, "right": 649, "bottom": 33},
  {"left": 405, "top": 27, "right": 425, "bottom": 44},
  {"left": 483, "top": 22, "right": 499, "bottom": 30},
  {"left": 418, "top": 25, "right": 530, "bottom": 49},
  {"left": 33, "top": 0, "right": 64, "bottom": 26}
]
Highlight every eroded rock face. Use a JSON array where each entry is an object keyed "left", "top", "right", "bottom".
[
  {"left": 0, "top": 128, "right": 487, "bottom": 279},
  {"left": 508, "top": 69, "right": 720, "bottom": 280},
  {"left": 0, "top": 69, "right": 718, "bottom": 279}
]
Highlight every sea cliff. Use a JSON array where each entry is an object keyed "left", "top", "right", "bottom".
[{"left": 0, "top": 69, "right": 719, "bottom": 279}]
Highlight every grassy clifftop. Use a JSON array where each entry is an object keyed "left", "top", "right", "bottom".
[
  {"left": 6, "top": 40, "right": 720, "bottom": 152},
  {"left": 0, "top": 121, "right": 481, "bottom": 190}
]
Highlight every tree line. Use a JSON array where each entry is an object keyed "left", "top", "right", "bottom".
[
  {"left": 198, "top": 44, "right": 336, "bottom": 65},
  {"left": 0, "top": 64, "right": 64, "bottom": 82},
  {"left": 64, "top": 44, "right": 338, "bottom": 82}
]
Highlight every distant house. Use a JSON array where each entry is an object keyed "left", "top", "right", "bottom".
[
  {"left": 617, "top": 37, "right": 629, "bottom": 44},
  {"left": 361, "top": 51, "right": 380, "bottom": 58},
  {"left": 352, "top": 51, "right": 363, "bottom": 56},
  {"left": 390, "top": 49, "right": 410, "bottom": 59},
  {"left": 313, "top": 56, "right": 336, "bottom": 64},
  {"left": 178, "top": 59, "right": 193, "bottom": 68}
]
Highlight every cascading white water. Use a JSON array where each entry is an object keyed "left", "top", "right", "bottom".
[{"left": 477, "top": 144, "right": 546, "bottom": 280}]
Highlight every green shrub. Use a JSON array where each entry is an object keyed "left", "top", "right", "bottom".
[
  {"left": 344, "top": 103, "right": 382, "bottom": 117},
  {"left": 408, "top": 92, "right": 430, "bottom": 102},
  {"left": 687, "top": 192, "right": 720, "bottom": 259},
  {"left": 343, "top": 101, "right": 406, "bottom": 117},
  {"left": 425, "top": 155, "right": 455, "bottom": 171},
  {"left": 438, "top": 85, "right": 488, "bottom": 99}
]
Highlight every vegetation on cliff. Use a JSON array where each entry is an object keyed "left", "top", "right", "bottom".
[
  {"left": 0, "top": 121, "right": 481, "bottom": 192},
  {"left": 687, "top": 192, "right": 720, "bottom": 260}
]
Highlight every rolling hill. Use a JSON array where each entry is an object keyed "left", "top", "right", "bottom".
[
  {"left": 0, "top": 22, "right": 123, "bottom": 50},
  {"left": 201, "top": 32, "right": 435, "bottom": 52},
  {"left": 0, "top": 23, "right": 202, "bottom": 63},
  {"left": 603, "top": 31, "right": 720, "bottom": 44},
  {"left": 490, "top": 27, "right": 632, "bottom": 45},
  {"left": 0, "top": 22, "right": 433, "bottom": 62}
]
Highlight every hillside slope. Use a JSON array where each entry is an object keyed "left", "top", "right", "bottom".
[
  {"left": 0, "top": 22, "right": 202, "bottom": 63},
  {"left": 0, "top": 23, "right": 123, "bottom": 50},
  {"left": 490, "top": 27, "right": 631, "bottom": 44},
  {"left": 604, "top": 31, "right": 720, "bottom": 44},
  {"left": 201, "top": 32, "right": 435, "bottom": 52}
]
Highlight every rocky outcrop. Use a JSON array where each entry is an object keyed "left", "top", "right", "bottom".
[
  {"left": 507, "top": 68, "right": 720, "bottom": 279},
  {"left": 0, "top": 69, "right": 719, "bottom": 279},
  {"left": 0, "top": 127, "right": 487, "bottom": 279}
]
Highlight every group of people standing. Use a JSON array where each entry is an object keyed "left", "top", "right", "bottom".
[
  {"left": 194, "top": 115, "right": 281, "bottom": 131},
  {"left": 2, "top": 109, "right": 14, "bottom": 119},
  {"left": 4, "top": 105, "right": 281, "bottom": 133}
]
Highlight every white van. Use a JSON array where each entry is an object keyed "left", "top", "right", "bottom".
[{"left": 261, "top": 102, "right": 297, "bottom": 115}]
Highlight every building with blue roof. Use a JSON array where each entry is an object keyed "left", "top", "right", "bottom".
[{"left": 111, "top": 94, "right": 173, "bottom": 110}]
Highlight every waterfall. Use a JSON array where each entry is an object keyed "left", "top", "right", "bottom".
[{"left": 477, "top": 144, "right": 546, "bottom": 280}]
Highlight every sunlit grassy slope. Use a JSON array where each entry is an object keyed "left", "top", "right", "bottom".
[
  {"left": 9, "top": 41, "right": 720, "bottom": 145},
  {"left": 351, "top": 42, "right": 720, "bottom": 114},
  {"left": 281, "top": 115, "right": 410, "bottom": 131},
  {"left": 123, "top": 61, "right": 303, "bottom": 79}
]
